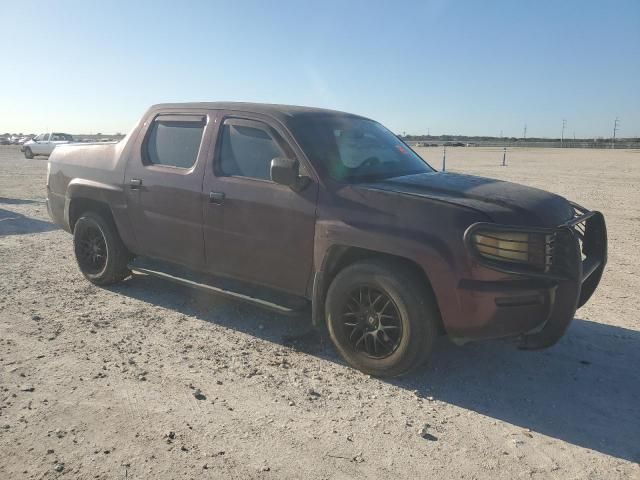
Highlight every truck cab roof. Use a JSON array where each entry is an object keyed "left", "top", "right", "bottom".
[{"left": 149, "top": 102, "right": 367, "bottom": 124}]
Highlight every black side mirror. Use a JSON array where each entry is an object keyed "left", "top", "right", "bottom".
[{"left": 270, "top": 157, "right": 310, "bottom": 191}]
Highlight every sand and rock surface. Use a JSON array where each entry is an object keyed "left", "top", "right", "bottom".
[{"left": 1, "top": 145, "right": 639, "bottom": 479}]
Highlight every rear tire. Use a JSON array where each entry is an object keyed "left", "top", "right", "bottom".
[
  {"left": 325, "top": 259, "right": 439, "bottom": 377},
  {"left": 24, "top": 147, "right": 34, "bottom": 159},
  {"left": 73, "top": 211, "right": 130, "bottom": 285}
]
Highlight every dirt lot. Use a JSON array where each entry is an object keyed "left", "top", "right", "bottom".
[{"left": 1, "top": 145, "right": 639, "bottom": 479}]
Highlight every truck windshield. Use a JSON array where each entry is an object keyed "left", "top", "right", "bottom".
[{"left": 289, "top": 115, "right": 434, "bottom": 183}]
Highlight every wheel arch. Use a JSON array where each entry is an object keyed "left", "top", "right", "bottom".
[
  {"left": 64, "top": 179, "right": 131, "bottom": 245},
  {"left": 67, "top": 197, "right": 116, "bottom": 233},
  {"left": 312, "top": 245, "right": 444, "bottom": 333}
]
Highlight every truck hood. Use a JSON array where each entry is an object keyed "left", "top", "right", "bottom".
[{"left": 359, "top": 172, "right": 574, "bottom": 227}]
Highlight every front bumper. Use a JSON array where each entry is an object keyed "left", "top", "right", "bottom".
[{"left": 457, "top": 203, "right": 607, "bottom": 348}]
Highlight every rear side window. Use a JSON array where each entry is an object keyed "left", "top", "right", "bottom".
[
  {"left": 146, "top": 117, "right": 205, "bottom": 168},
  {"left": 52, "top": 133, "right": 73, "bottom": 141},
  {"left": 218, "top": 122, "right": 284, "bottom": 180}
]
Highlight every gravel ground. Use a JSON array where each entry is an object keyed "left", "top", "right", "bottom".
[{"left": 1, "top": 145, "right": 639, "bottom": 479}]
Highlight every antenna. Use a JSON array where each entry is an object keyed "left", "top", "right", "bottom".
[
  {"left": 561, "top": 119, "right": 566, "bottom": 147},
  {"left": 612, "top": 117, "right": 620, "bottom": 149}
]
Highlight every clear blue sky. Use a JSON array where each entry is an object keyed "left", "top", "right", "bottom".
[{"left": 1, "top": 0, "right": 638, "bottom": 137}]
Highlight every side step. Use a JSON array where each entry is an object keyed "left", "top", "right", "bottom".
[{"left": 128, "top": 257, "right": 309, "bottom": 316}]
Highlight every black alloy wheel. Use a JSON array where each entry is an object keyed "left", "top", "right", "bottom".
[
  {"left": 75, "top": 224, "right": 108, "bottom": 275},
  {"left": 325, "top": 259, "right": 439, "bottom": 377},
  {"left": 73, "top": 211, "right": 131, "bottom": 285},
  {"left": 341, "top": 285, "right": 403, "bottom": 359}
]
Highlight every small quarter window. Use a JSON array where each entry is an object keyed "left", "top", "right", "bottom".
[
  {"left": 146, "top": 117, "right": 205, "bottom": 168},
  {"left": 219, "top": 122, "right": 285, "bottom": 180}
]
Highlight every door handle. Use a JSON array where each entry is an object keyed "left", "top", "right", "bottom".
[
  {"left": 130, "top": 178, "right": 142, "bottom": 189},
  {"left": 209, "top": 191, "right": 225, "bottom": 204}
]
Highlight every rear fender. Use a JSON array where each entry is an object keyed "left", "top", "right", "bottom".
[{"left": 65, "top": 179, "right": 136, "bottom": 249}]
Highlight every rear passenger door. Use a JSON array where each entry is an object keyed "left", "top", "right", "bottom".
[
  {"left": 124, "top": 112, "right": 212, "bottom": 268},
  {"left": 50, "top": 133, "right": 71, "bottom": 152},
  {"left": 202, "top": 115, "right": 318, "bottom": 295}
]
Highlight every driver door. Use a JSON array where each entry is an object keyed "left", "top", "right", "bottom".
[
  {"left": 31, "top": 133, "right": 49, "bottom": 155},
  {"left": 202, "top": 115, "right": 318, "bottom": 295}
]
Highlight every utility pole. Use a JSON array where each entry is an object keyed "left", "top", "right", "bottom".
[
  {"left": 442, "top": 145, "right": 447, "bottom": 172},
  {"left": 561, "top": 119, "right": 566, "bottom": 148},
  {"left": 612, "top": 117, "right": 620, "bottom": 149}
]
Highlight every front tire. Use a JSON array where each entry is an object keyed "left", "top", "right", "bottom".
[
  {"left": 325, "top": 260, "right": 439, "bottom": 377},
  {"left": 73, "top": 212, "right": 130, "bottom": 285},
  {"left": 24, "top": 147, "right": 34, "bottom": 159}
]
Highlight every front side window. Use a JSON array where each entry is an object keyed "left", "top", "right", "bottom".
[
  {"left": 218, "top": 121, "right": 284, "bottom": 180},
  {"left": 146, "top": 118, "right": 204, "bottom": 168},
  {"left": 289, "top": 115, "right": 434, "bottom": 183},
  {"left": 42, "top": 133, "right": 50, "bottom": 141}
]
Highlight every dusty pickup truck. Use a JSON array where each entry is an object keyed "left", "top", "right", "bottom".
[{"left": 46, "top": 102, "right": 607, "bottom": 377}]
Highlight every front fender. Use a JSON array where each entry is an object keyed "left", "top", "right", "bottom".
[{"left": 311, "top": 219, "right": 463, "bottom": 330}]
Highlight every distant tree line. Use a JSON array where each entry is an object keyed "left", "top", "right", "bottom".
[{"left": 399, "top": 134, "right": 640, "bottom": 142}]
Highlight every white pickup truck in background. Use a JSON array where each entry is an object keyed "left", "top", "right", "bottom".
[{"left": 22, "top": 132, "right": 74, "bottom": 158}]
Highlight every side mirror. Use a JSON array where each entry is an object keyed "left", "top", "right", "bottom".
[
  {"left": 270, "top": 157, "right": 298, "bottom": 186},
  {"left": 270, "top": 157, "right": 311, "bottom": 191}
]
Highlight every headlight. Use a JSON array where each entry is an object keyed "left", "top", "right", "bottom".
[{"left": 471, "top": 229, "right": 553, "bottom": 271}]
